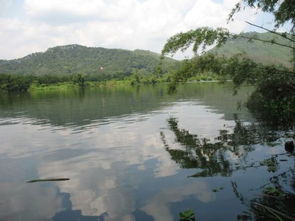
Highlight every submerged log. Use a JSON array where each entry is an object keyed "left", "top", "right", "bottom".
[{"left": 26, "top": 178, "right": 70, "bottom": 183}]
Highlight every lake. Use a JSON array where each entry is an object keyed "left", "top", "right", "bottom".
[{"left": 0, "top": 82, "right": 294, "bottom": 221}]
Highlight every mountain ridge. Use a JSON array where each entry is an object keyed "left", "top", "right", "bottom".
[
  {"left": 0, "top": 44, "right": 177, "bottom": 76},
  {"left": 209, "top": 31, "right": 293, "bottom": 68},
  {"left": 0, "top": 32, "right": 293, "bottom": 77}
]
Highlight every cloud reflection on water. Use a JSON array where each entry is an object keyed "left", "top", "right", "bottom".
[{"left": 0, "top": 84, "right": 253, "bottom": 220}]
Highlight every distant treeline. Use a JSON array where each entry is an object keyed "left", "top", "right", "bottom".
[
  {"left": 0, "top": 58, "right": 223, "bottom": 93},
  {"left": 0, "top": 72, "right": 133, "bottom": 92},
  {"left": 0, "top": 74, "right": 33, "bottom": 92}
]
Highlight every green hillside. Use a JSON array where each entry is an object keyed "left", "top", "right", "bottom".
[
  {"left": 0, "top": 45, "right": 177, "bottom": 76},
  {"left": 210, "top": 32, "right": 293, "bottom": 68}
]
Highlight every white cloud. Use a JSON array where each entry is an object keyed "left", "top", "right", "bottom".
[
  {"left": 142, "top": 181, "right": 215, "bottom": 221},
  {"left": 25, "top": 0, "right": 136, "bottom": 22},
  {"left": 0, "top": 0, "right": 258, "bottom": 59}
]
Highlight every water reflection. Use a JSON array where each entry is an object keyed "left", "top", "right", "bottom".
[
  {"left": 161, "top": 116, "right": 295, "bottom": 220},
  {"left": 0, "top": 83, "right": 293, "bottom": 220},
  {"left": 0, "top": 158, "right": 63, "bottom": 221},
  {"left": 0, "top": 83, "right": 252, "bottom": 128},
  {"left": 142, "top": 181, "right": 215, "bottom": 221}
]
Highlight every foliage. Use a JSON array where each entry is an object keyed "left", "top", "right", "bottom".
[
  {"left": 167, "top": 53, "right": 295, "bottom": 90},
  {"left": 211, "top": 32, "right": 294, "bottom": 68},
  {"left": 0, "top": 74, "right": 33, "bottom": 92},
  {"left": 250, "top": 170, "right": 295, "bottom": 221},
  {"left": 162, "top": 27, "right": 231, "bottom": 56},
  {"left": 0, "top": 45, "right": 178, "bottom": 77},
  {"left": 260, "top": 157, "right": 278, "bottom": 172},
  {"left": 161, "top": 0, "right": 295, "bottom": 123},
  {"left": 162, "top": 116, "right": 295, "bottom": 220},
  {"left": 229, "top": 0, "right": 295, "bottom": 29},
  {"left": 179, "top": 210, "right": 196, "bottom": 221},
  {"left": 161, "top": 116, "right": 293, "bottom": 177},
  {"left": 263, "top": 186, "right": 285, "bottom": 197},
  {"left": 247, "top": 89, "right": 295, "bottom": 126},
  {"left": 163, "top": 39, "right": 295, "bottom": 123},
  {"left": 0, "top": 71, "right": 177, "bottom": 93},
  {"left": 72, "top": 73, "right": 86, "bottom": 88},
  {"left": 36, "top": 74, "right": 71, "bottom": 85}
]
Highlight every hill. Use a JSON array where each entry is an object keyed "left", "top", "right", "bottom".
[
  {"left": 209, "top": 32, "right": 293, "bottom": 68},
  {"left": 0, "top": 45, "right": 178, "bottom": 76}
]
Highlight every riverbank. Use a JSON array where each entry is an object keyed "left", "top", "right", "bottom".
[
  {"left": 0, "top": 71, "right": 222, "bottom": 93},
  {"left": 28, "top": 80, "right": 136, "bottom": 92}
]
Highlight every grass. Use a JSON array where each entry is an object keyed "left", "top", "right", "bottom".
[
  {"left": 29, "top": 82, "right": 78, "bottom": 91},
  {"left": 29, "top": 80, "right": 132, "bottom": 91},
  {"left": 27, "top": 74, "right": 222, "bottom": 94}
]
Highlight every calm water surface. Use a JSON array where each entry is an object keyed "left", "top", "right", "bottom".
[{"left": 0, "top": 83, "right": 293, "bottom": 221}]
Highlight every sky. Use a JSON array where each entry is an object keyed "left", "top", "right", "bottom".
[{"left": 0, "top": 0, "right": 275, "bottom": 59}]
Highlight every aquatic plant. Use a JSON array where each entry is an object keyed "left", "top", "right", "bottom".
[{"left": 179, "top": 210, "right": 196, "bottom": 221}]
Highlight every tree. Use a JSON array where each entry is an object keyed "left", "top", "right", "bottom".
[
  {"left": 161, "top": 0, "right": 295, "bottom": 124},
  {"left": 228, "top": 0, "right": 295, "bottom": 30},
  {"left": 0, "top": 74, "right": 33, "bottom": 93},
  {"left": 72, "top": 73, "right": 86, "bottom": 88},
  {"left": 162, "top": 0, "right": 295, "bottom": 67},
  {"left": 162, "top": 0, "right": 295, "bottom": 66}
]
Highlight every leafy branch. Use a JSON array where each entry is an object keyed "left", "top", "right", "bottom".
[{"left": 162, "top": 27, "right": 295, "bottom": 57}]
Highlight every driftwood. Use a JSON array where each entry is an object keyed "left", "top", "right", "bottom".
[{"left": 26, "top": 178, "right": 70, "bottom": 183}]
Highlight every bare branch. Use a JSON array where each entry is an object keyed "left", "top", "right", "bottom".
[
  {"left": 238, "top": 35, "right": 295, "bottom": 50},
  {"left": 245, "top": 21, "right": 295, "bottom": 41}
]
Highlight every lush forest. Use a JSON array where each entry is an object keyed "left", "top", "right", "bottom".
[
  {"left": 161, "top": 13, "right": 294, "bottom": 125},
  {"left": 160, "top": 0, "right": 295, "bottom": 219},
  {"left": 0, "top": 45, "right": 180, "bottom": 92},
  {"left": 0, "top": 44, "right": 177, "bottom": 76},
  {"left": 0, "top": 0, "right": 294, "bottom": 220},
  {"left": 1, "top": 31, "right": 293, "bottom": 94}
]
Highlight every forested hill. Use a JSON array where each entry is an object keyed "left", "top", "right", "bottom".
[
  {"left": 0, "top": 45, "right": 178, "bottom": 76},
  {"left": 1, "top": 32, "right": 292, "bottom": 77},
  {"left": 210, "top": 32, "right": 293, "bottom": 68}
]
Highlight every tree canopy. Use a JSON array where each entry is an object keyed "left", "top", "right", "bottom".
[
  {"left": 161, "top": 0, "right": 295, "bottom": 124},
  {"left": 162, "top": 0, "right": 294, "bottom": 57},
  {"left": 229, "top": 0, "right": 295, "bottom": 30}
]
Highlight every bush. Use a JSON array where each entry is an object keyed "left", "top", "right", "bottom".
[{"left": 0, "top": 74, "right": 33, "bottom": 92}]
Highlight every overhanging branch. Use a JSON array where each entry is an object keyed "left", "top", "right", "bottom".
[
  {"left": 237, "top": 35, "right": 295, "bottom": 50},
  {"left": 245, "top": 21, "right": 295, "bottom": 42}
]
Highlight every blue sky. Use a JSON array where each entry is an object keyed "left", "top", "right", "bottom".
[{"left": 0, "top": 0, "right": 278, "bottom": 59}]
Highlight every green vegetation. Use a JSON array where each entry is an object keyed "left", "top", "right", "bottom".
[
  {"left": 228, "top": 0, "right": 295, "bottom": 28},
  {"left": 0, "top": 74, "right": 33, "bottom": 92},
  {"left": 179, "top": 210, "right": 196, "bottom": 221},
  {"left": 161, "top": 0, "right": 295, "bottom": 125},
  {"left": 162, "top": 116, "right": 295, "bottom": 221},
  {"left": 164, "top": 52, "right": 295, "bottom": 124},
  {"left": 72, "top": 73, "right": 86, "bottom": 88},
  {"left": 0, "top": 45, "right": 177, "bottom": 76},
  {"left": 260, "top": 157, "right": 278, "bottom": 172},
  {"left": 161, "top": 117, "right": 286, "bottom": 178},
  {"left": 0, "top": 44, "right": 180, "bottom": 92},
  {"left": 210, "top": 32, "right": 293, "bottom": 68},
  {"left": 263, "top": 186, "right": 285, "bottom": 197},
  {"left": 1, "top": 31, "right": 293, "bottom": 95},
  {"left": 0, "top": 72, "right": 158, "bottom": 93},
  {"left": 160, "top": 2, "right": 295, "bottom": 219}
]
